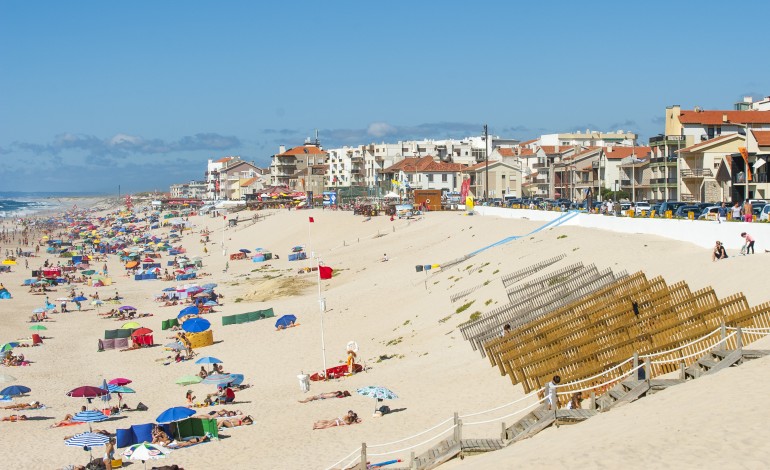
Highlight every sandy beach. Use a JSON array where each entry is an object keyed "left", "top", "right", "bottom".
[{"left": 1, "top": 206, "right": 769, "bottom": 469}]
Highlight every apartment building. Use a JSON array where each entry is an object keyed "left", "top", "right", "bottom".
[{"left": 270, "top": 144, "right": 327, "bottom": 187}]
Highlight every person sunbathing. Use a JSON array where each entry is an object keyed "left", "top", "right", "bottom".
[
  {"left": 312, "top": 410, "right": 360, "bottom": 430},
  {"left": 211, "top": 409, "right": 243, "bottom": 418},
  {"left": 217, "top": 415, "right": 253, "bottom": 428},
  {"left": 3, "top": 401, "right": 43, "bottom": 410},
  {"left": 169, "top": 435, "right": 211, "bottom": 448},
  {"left": 3, "top": 414, "right": 28, "bottom": 422},
  {"left": 299, "top": 391, "right": 351, "bottom": 403}
]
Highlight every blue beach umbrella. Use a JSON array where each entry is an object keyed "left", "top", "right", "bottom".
[
  {"left": 275, "top": 314, "right": 297, "bottom": 329},
  {"left": 227, "top": 374, "right": 244, "bottom": 386},
  {"left": 202, "top": 283, "right": 217, "bottom": 289},
  {"left": 201, "top": 373, "right": 233, "bottom": 386},
  {"left": 33, "top": 308, "right": 46, "bottom": 314},
  {"left": 182, "top": 317, "right": 210, "bottom": 333},
  {"left": 178, "top": 305, "right": 199, "bottom": 317},
  {"left": 0, "top": 385, "right": 30, "bottom": 396},
  {"left": 100, "top": 379, "right": 111, "bottom": 403},
  {"left": 65, "top": 432, "right": 110, "bottom": 448},
  {"left": 162, "top": 287, "right": 176, "bottom": 292},
  {"left": 72, "top": 410, "right": 109, "bottom": 424},
  {"left": 72, "top": 296, "right": 88, "bottom": 302},
  {"left": 107, "top": 385, "right": 135, "bottom": 394},
  {"left": 195, "top": 356, "right": 222, "bottom": 365},
  {"left": 0, "top": 343, "right": 19, "bottom": 353},
  {"left": 156, "top": 406, "right": 195, "bottom": 424}
]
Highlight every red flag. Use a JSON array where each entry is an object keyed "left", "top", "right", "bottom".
[
  {"left": 319, "top": 266, "right": 333, "bottom": 280},
  {"left": 309, "top": 217, "right": 314, "bottom": 223},
  {"left": 223, "top": 215, "right": 227, "bottom": 220}
]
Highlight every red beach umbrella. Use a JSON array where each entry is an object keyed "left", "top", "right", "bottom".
[
  {"left": 108, "top": 378, "right": 132, "bottom": 386},
  {"left": 67, "top": 386, "right": 109, "bottom": 398}
]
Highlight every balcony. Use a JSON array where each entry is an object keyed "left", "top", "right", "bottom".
[
  {"left": 681, "top": 169, "right": 713, "bottom": 179},
  {"left": 649, "top": 135, "right": 686, "bottom": 145}
]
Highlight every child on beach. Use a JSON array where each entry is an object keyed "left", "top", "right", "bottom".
[{"left": 741, "top": 232, "right": 755, "bottom": 254}]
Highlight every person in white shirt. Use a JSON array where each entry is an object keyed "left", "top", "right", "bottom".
[{"left": 545, "top": 375, "right": 561, "bottom": 410}]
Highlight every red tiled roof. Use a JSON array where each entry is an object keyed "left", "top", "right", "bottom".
[
  {"left": 518, "top": 148, "right": 535, "bottom": 156},
  {"left": 240, "top": 177, "right": 258, "bottom": 187},
  {"left": 215, "top": 157, "right": 234, "bottom": 163},
  {"left": 752, "top": 130, "right": 770, "bottom": 146},
  {"left": 384, "top": 156, "right": 465, "bottom": 173},
  {"left": 497, "top": 148, "right": 515, "bottom": 157},
  {"left": 279, "top": 145, "right": 326, "bottom": 156},
  {"left": 604, "top": 146, "right": 652, "bottom": 160},
  {"left": 678, "top": 110, "right": 770, "bottom": 125},
  {"left": 677, "top": 134, "right": 741, "bottom": 153},
  {"left": 463, "top": 162, "right": 488, "bottom": 172},
  {"left": 538, "top": 145, "right": 571, "bottom": 154},
  {"left": 563, "top": 146, "right": 600, "bottom": 161},
  {"left": 519, "top": 139, "right": 537, "bottom": 146}
]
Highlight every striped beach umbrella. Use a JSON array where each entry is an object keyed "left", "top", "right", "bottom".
[
  {"left": 65, "top": 432, "right": 110, "bottom": 448},
  {"left": 72, "top": 409, "right": 109, "bottom": 423},
  {"left": 123, "top": 442, "right": 170, "bottom": 468},
  {"left": 201, "top": 373, "right": 233, "bottom": 386}
]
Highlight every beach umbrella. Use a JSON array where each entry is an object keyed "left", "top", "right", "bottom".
[
  {"left": 123, "top": 442, "right": 170, "bottom": 469},
  {"left": 65, "top": 431, "right": 110, "bottom": 448},
  {"left": 107, "top": 385, "right": 135, "bottom": 394},
  {"left": 156, "top": 406, "right": 195, "bottom": 424},
  {"left": 203, "top": 301, "right": 218, "bottom": 307},
  {"left": 202, "top": 283, "right": 217, "bottom": 289},
  {"left": 201, "top": 373, "right": 233, "bottom": 386},
  {"left": 72, "top": 409, "right": 109, "bottom": 423},
  {"left": 131, "top": 327, "right": 153, "bottom": 337},
  {"left": 0, "top": 385, "right": 30, "bottom": 396},
  {"left": 1, "top": 259, "right": 16, "bottom": 265},
  {"left": 91, "top": 299, "right": 103, "bottom": 307},
  {"left": 179, "top": 305, "right": 199, "bottom": 316},
  {"left": 55, "top": 297, "right": 71, "bottom": 302},
  {"left": 72, "top": 296, "right": 87, "bottom": 302},
  {"left": 164, "top": 342, "right": 186, "bottom": 351},
  {"left": 65, "top": 432, "right": 110, "bottom": 461},
  {"left": 121, "top": 322, "right": 141, "bottom": 329},
  {"left": 100, "top": 379, "right": 112, "bottom": 404},
  {"left": 82, "top": 269, "right": 96, "bottom": 275},
  {"left": 182, "top": 317, "right": 210, "bottom": 333},
  {"left": 66, "top": 386, "right": 109, "bottom": 398},
  {"left": 0, "top": 342, "right": 19, "bottom": 353},
  {"left": 195, "top": 356, "right": 222, "bottom": 365},
  {"left": 356, "top": 386, "right": 398, "bottom": 413},
  {"left": 239, "top": 248, "right": 251, "bottom": 254},
  {"left": 162, "top": 287, "right": 176, "bottom": 292},
  {"left": 175, "top": 375, "right": 201, "bottom": 386},
  {"left": 32, "top": 308, "right": 46, "bottom": 314},
  {"left": 108, "top": 378, "right": 132, "bottom": 386},
  {"left": 227, "top": 373, "right": 244, "bottom": 386},
  {"left": 275, "top": 314, "right": 297, "bottom": 329},
  {"left": 0, "top": 374, "right": 17, "bottom": 384},
  {"left": 119, "top": 305, "right": 137, "bottom": 311},
  {"left": 29, "top": 325, "right": 47, "bottom": 331}
]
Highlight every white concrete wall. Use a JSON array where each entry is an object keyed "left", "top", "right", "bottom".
[{"left": 474, "top": 206, "right": 769, "bottom": 250}]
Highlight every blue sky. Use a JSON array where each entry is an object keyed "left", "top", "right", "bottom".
[{"left": 1, "top": 1, "right": 769, "bottom": 193}]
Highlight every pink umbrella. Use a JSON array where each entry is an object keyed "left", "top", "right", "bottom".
[
  {"left": 108, "top": 378, "right": 132, "bottom": 386},
  {"left": 66, "top": 386, "right": 109, "bottom": 398}
]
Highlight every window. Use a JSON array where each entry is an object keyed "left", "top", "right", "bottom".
[
  {"left": 442, "top": 174, "right": 448, "bottom": 182},
  {"left": 427, "top": 174, "right": 434, "bottom": 182}
]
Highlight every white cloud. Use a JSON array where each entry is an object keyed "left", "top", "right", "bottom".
[{"left": 367, "top": 122, "right": 397, "bottom": 138}]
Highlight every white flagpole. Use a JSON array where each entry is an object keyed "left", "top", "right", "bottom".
[{"left": 308, "top": 217, "right": 328, "bottom": 379}]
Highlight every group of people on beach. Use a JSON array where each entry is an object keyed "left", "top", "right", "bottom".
[{"left": 712, "top": 232, "right": 756, "bottom": 261}]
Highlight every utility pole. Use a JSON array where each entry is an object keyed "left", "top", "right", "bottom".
[{"left": 484, "top": 124, "right": 489, "bottom": 201}]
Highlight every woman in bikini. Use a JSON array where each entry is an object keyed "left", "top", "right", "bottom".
[
  {"left": 2, "top": 401, "right": 42, "bottom": 410},
  {"left": 151, "top": 425, "right": 172, "bottom": 446},
  {"left": 2, "top": 414, "right": 28, "bottom": 422},
  {"left": 312, "top": 410, "right": 360, "bottom": 430},
  {"left": 218, "top": 415, "right": 253, "bottom": 428}
]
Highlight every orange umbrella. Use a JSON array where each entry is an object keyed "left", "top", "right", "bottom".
[{"left": 125, "top": 261, "right": 139, "bottom": 269}]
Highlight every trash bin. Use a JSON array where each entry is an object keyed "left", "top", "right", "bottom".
[{"left": 297, "top": 373, "right": 310, "bottom": 392}]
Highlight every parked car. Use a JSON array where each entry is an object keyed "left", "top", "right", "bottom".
[
  {"left": 752, "top": 202, "right": 766, "bottom": 219},
  {"left": 760, "top": 204, "right": 770, "bottom": 222},
  {"left": 634, "top": 202, "right": 651, "bottom": 215},
  {"left": 651, "top": 203, "right": 662, "bottom": 216},
  {"left": 698, "top": 206, "right": 720, "bottom": 220},
  {"left": 675, "top": 205, "right": 700, "bottom": 218},
  {"left": 659, "top": 201, "right": 687, "bottom": 215}
]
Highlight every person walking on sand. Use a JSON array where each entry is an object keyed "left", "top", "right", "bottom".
[{"left": 741, "top": 232, "right": 755, "bottom": 255}]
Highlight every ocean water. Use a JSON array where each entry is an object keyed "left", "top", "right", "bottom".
[{"left": 0, "top": 191, "right": 103, "bottom": 218}]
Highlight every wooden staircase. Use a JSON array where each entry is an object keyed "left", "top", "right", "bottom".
[{"left": 684, "top": 349, "right": 770, "bottom": 379}]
